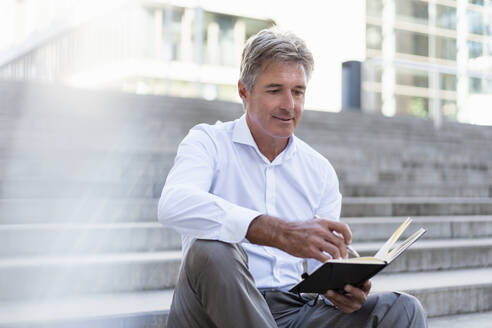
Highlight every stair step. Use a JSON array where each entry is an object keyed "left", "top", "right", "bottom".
[
  {"left": 0, "top": 252, "right": 181, "bottom": 301},
  {"left": 343, "top": 215, "right": 492, "bottom": 241},
  {"left": 0, "top": 198, "right": 158, "bottom": 223},
  {"left": 0, "top": 223, "right": 180, "bottom": 256},
  {"left": 0, "top": 290, "right": 172, "bottom": 327},
  {"left": 353, "top": 238, "right": 492, "bottom": 273},
  {"left": 372, "top": 267, "right": 492, "bottom": 317},
  {"left": 3, "top": 197, "right": 491, "bottom": 224},
  {"left": 2, "top": 215, "right": 491, "bottom": 257},
  {"left": 2, "top": 179, "right": 491, "bottom": 198},
  {"left": 2, "top": 236, "right": 491, "bottom": 302},
  {"left": 341, "top": 183, "right": 491, "bottom": 197},
  {"left": 0, "top": 179, "right": 165, "bottom": 198},
  {"left": 4, "top": 268, "right": 491, "bottom": 326},
  {"left": 429, "top": 310, "right": 492, "bottom": 328},
  {"left": 342, "top": 197, "right": 492, "bottom": 217}
]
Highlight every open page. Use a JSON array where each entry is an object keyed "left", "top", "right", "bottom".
[
  {"left": 374, "top": 217, "right": 412, "bottom": 261},
  {"left": 329, "top": 257, "right": 386, "bottom": 264},
  {"left": 386, "top": 227, "right": 427, "bottom": 262}
]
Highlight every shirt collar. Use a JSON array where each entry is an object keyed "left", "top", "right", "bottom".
[{"left": 232, "top": 114, "right": 297, "bottom": 164}]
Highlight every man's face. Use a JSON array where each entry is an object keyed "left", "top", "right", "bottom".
[{"left": 239, "top": 61, "right": 306, "bottom": 143}]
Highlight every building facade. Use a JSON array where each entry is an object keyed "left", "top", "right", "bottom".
[
  {"left": 363, "top": 0, "right": 492, "bottom": 124},
  {"left": 0, "top": 0, "right": 274, "bottom": 102}
]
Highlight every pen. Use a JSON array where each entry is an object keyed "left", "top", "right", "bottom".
[{"left": 314, "top": 215, "right": 360, "bottom": 258}]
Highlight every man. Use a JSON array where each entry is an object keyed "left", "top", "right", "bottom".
[{"left": 159, "top": 27, "right": 427, "bottom": 327}]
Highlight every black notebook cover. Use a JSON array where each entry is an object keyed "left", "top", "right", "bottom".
[{"left": 289, "top": 261, "right": 387, "bottom": 294}]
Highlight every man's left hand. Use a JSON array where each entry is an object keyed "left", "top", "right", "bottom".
[{"left": 324, "top": 280, "right": 371, "bottom": 313}]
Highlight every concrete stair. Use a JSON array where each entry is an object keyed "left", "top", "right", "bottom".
[
  {"left": 0, "top": 81, "right": 491, "bottom": 326},
  {"left": 429, "top": 311, "right": 492, "bottom": 328}
]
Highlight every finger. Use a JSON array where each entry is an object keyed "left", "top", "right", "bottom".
[
  {"left": 323, "top": 231, "right": 348, "bottom": 258},
  {"left": 344, "top": 285, "right": 368, "bottom": 305},
  {"left": 310, "top": 225, "right": 347, "bottom": 259},
  {"left": 325, "top": 290, "right": 359, "bottom": 313},
  {"left": 319, "top": 220, "right": 353, "bottom": 244},
  {"left": 361, "top": 280, "right": 372, "bottom": 294},
  {"left": 316, "top": 239, "right": 343, "bottom": 259},
  {"left": 311, "top": 248, "right": 331, "bottom": 263}
]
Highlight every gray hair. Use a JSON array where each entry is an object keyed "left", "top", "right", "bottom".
[{"left": 240, "top": 27, "right": 314, "bottom": 91}]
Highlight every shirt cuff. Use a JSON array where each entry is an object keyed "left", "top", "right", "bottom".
[{"left": 219, "top": 202, "right": 262, "bottom": 243}]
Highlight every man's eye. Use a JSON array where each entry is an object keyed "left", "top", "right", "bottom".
[
  {"left": 267, "top": 89, "right": 280, "bottom": 94},
  {"left": 294, "top": 90, "right": 305, "bottom": 96}
]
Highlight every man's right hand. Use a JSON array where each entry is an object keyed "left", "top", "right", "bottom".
[{"left": 246, "top": 214, "right": 352, "bottom": 262}]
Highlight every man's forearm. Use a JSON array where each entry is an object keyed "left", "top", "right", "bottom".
[
  {"left": 246, "top": 214, "right": 288, "bottom": 249},
  {"left": 246, "top": 214, "right": 351, "bottom": 262}
]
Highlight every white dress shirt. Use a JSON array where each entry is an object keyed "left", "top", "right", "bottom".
[{"left": 158, "top": 114, "right": 342, "bottom": 290}]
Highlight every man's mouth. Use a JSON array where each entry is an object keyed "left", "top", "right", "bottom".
[{"left": 272, "top": 115, "right": 294, "bottom": 122}]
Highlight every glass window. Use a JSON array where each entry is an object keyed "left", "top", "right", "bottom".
[
  {"left": 395, "top": 0, "right": 428, "bottom": 24},
  {"left": 216, "top": 14, "right": 235, "bottom": 66},
  {"left": 469, "top": 77, "right": 482, "bottom": 93},
  {"left": 363, "top": 65, "right": 382, "bottom": 84},
  {"left": 441, "top": 73, "right": 457, "bottom": 91},
  {"left": 468, "top": 10, "right": 485, "bottom": 35},
  {"left": 244, "top": 18, "right": 273, "bottom": 40},
  {"left": 436, "top": 5, "right": 457, "bottom": 30},
  {"left": 165, "top": 6, "right": 186, "bottom": 62},
  {"left": 367, "top": 0, "right": 383, "bottom": 18},
  {"left": 435, "top": 36, "right": 457, "bottom": 60},
  {"left": 203, "top": 12, "right": 271, "bottom": 67},
  {"left": 442, "top": 100, "right": 458, "bottom": 120},
  {"left": 395, "top": 29, "right": 429, "bottom": 56},
  {"left": 488, "top": 79, "right": 492, "bottom": 93},
  {"left": 468, "top": 40, "right": 483, "bottom": 58},
  {"left": 469, "top": 0, "right": 484, "bottom": 5},
  {"left": 396, "top": 95, "right": 429, "bottom": 118},
  {"left": 366, "top": 24, "right": 382, "bottom": 50},
  {"left": 362, "top": 90, "right": 382, "bottom": 111},
  {"left": 396, "top": 68, "right": 428, "bottom": 88}
]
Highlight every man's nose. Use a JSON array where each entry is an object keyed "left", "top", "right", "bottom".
[{"left": 280, "top": 91, "right": 295, "bottom": 111}]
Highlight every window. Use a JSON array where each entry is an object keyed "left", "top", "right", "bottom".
[
  {"left": 366, "top": 25, "right": 382, "bottom": 50},
  {"left": 435, "top": 36, "right": 457, "bottom": 60},
  {"left": 362, "top": 90, "right": 382, "bottom": 111},
  {"left": 436, "top": 5, "right": 457, "bottom": 30},
  {"left": 469, "top": 77, "right": 483, "bottom": 93},
  {"left": 367, "top": 0, "right": 383, "bottom": 18},
  {"left": 396, "top": 95, "right": 429, "bottom": 118},
  {"left": 468, "top": 40, "right": 483, "bottom": 58},
  {"left": 442, "top": 101, "right": 458, "bottom": 120},
  {"left": 244, "top": 18, "right": 273, "bottom": 40},
  {"left": 396, "top": 29, "right": 429, "bottom": 56},
  {"left": 216, "top": 14, "right": 235, "bottom": 66},
  {"left": 395, "top": 0, "right": 428, "bottom": 24},
  {"left": 469, "top": 0, "right": 484, "bottom": 5},
  {"left": 441, "top": 73, "right": 457, "bottom": 91},
  {"left": 396, "top": 68, "right": 428, "bottom": 88},
  {"left": 468, "top": 10, "right": 485, "bottom": 35}
]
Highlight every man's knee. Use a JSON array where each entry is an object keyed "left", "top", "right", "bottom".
[
  {"left": 185, "top": 239, "right": 247, "bottom": 274},
  {"left": 393, "top": 293, "right": 427, "bottom": 327}
]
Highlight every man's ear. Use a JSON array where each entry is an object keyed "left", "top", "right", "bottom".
[{"left": 238, "top": 80, "right": 248, "bottom": 104}]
